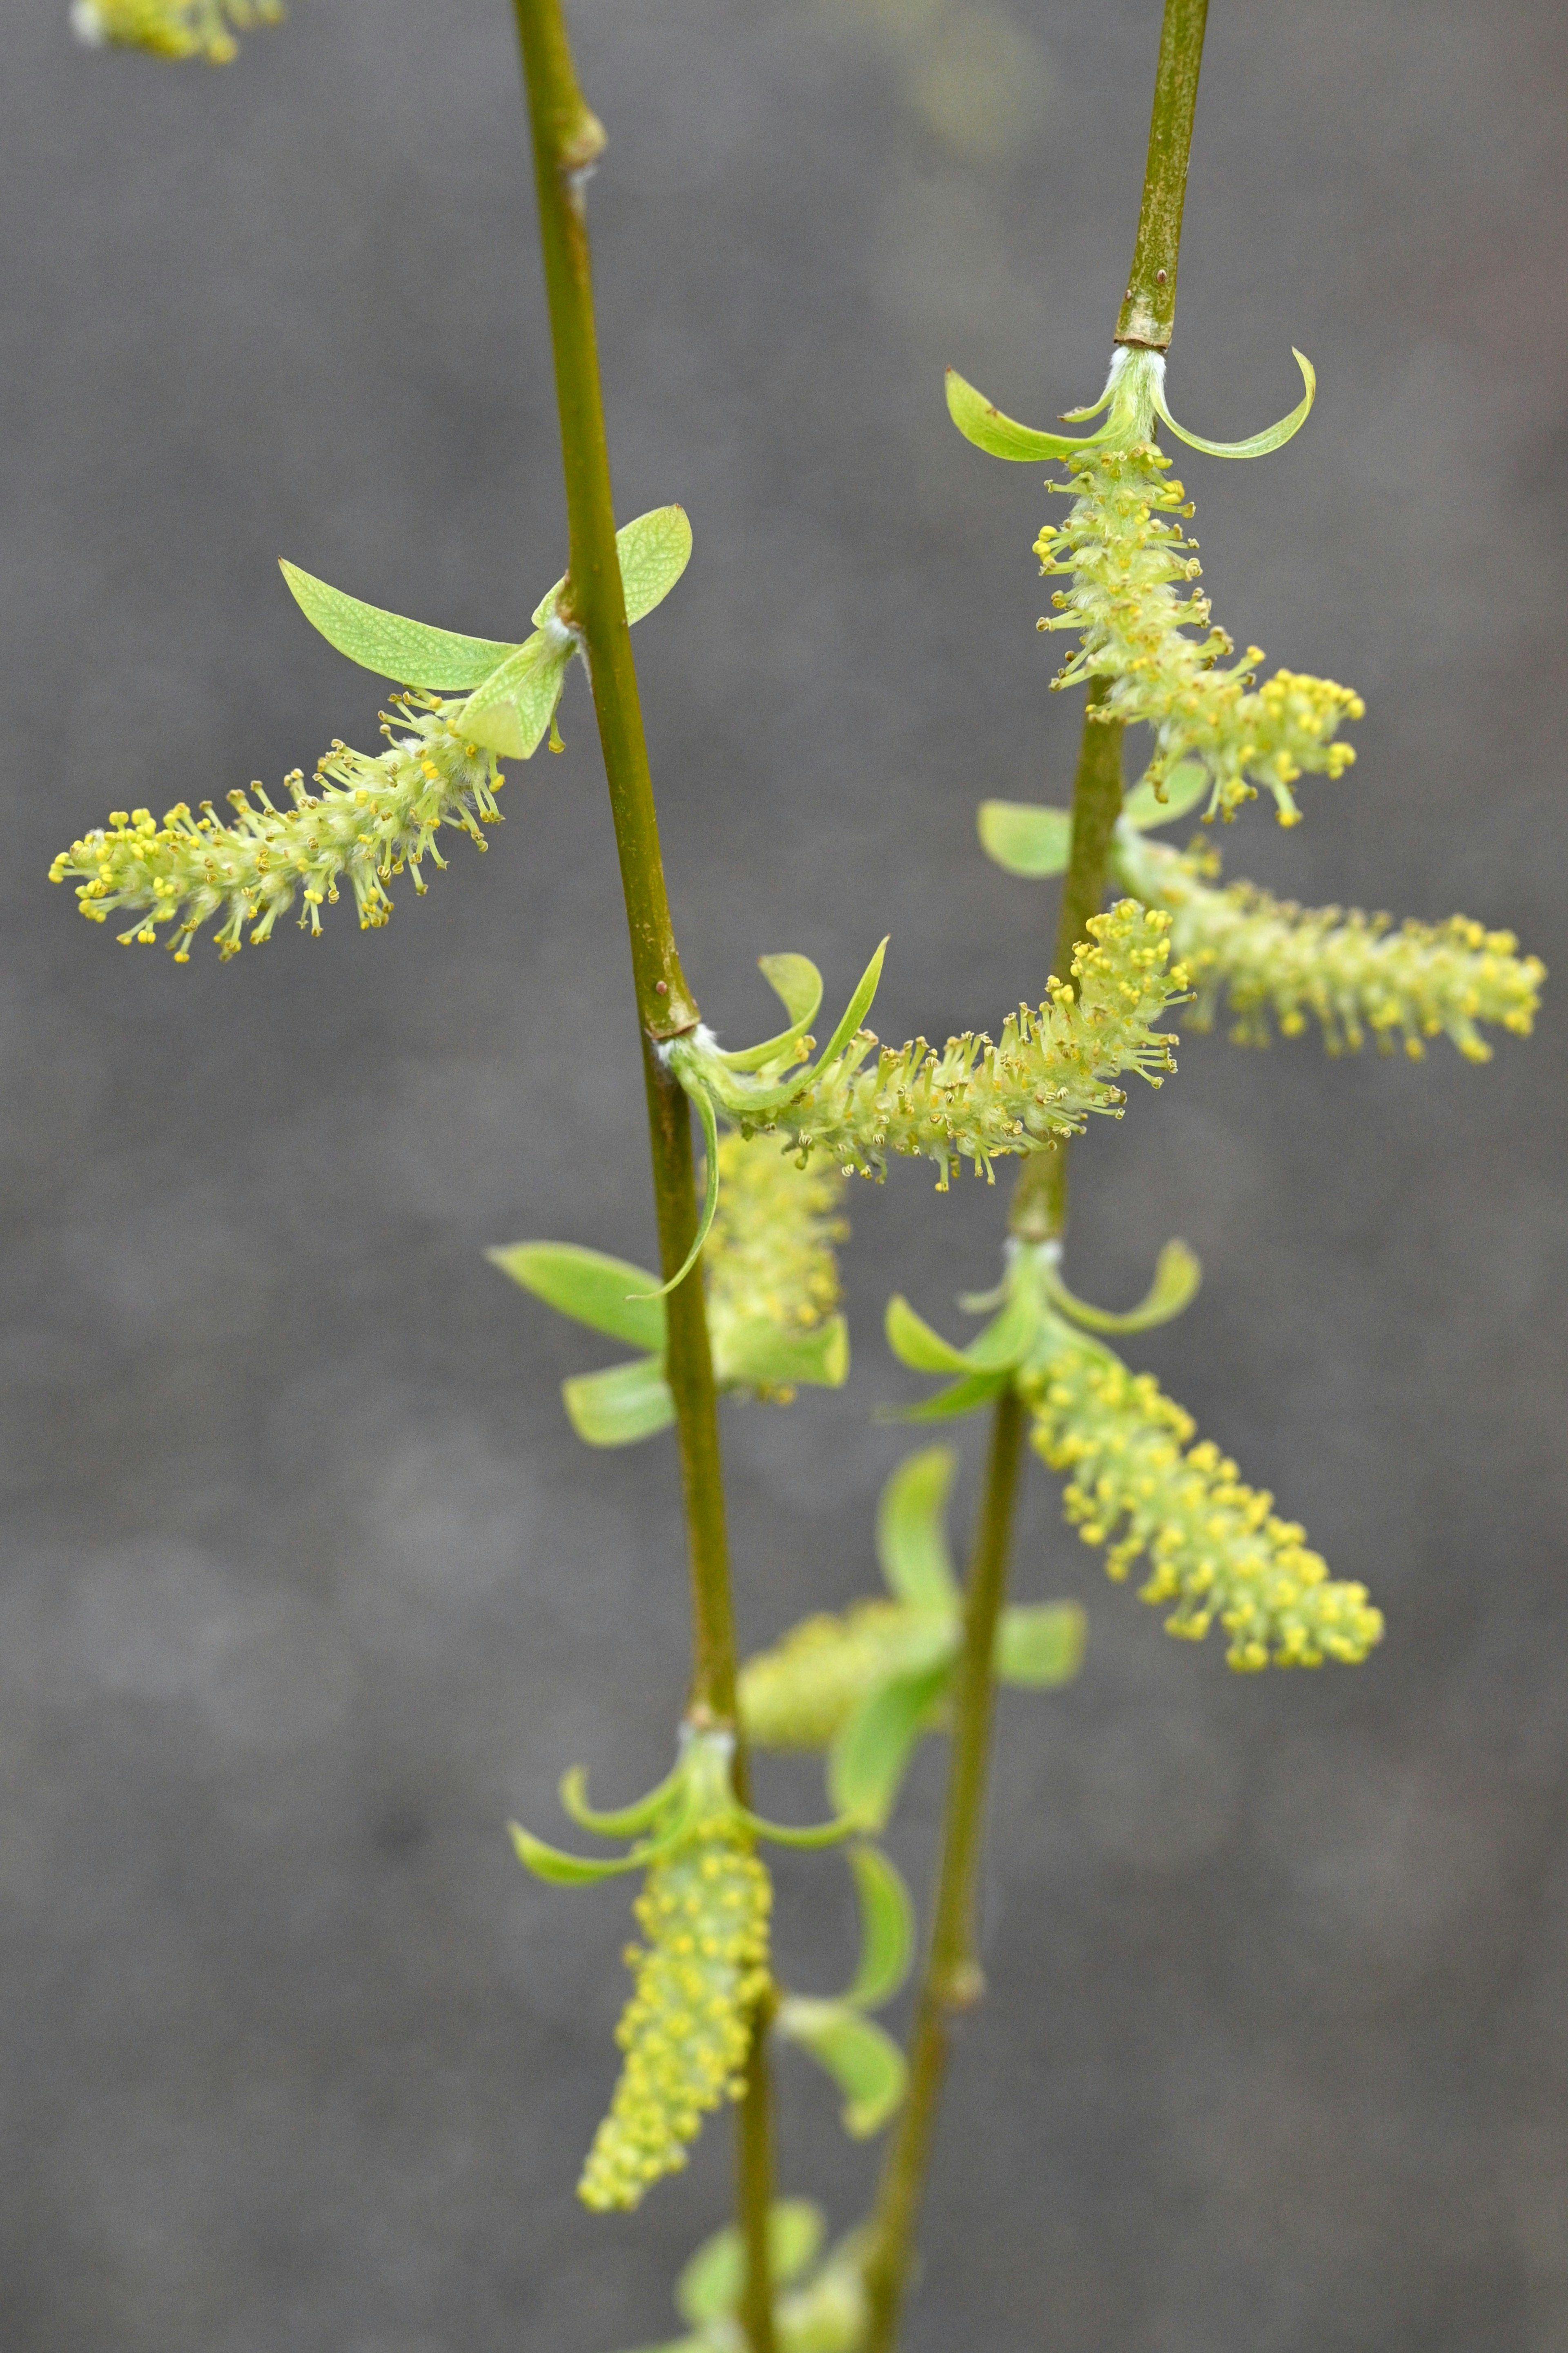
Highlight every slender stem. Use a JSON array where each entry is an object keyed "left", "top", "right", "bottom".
[
  {"left": 1009, "top": 682, "right": 1125, "bottom": 1245},
  {"left": 1115, "top": 0, "right": 1208, "bottom": 350},
  {"left": 510, "top": 4, "right": 773, "bottom": 2341},
  {"left": 864, "top": 1388, "right": 1027, "bottom": 2353}
]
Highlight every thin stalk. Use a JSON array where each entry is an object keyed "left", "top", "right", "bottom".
[
  {"left": 510, "top": 2, "right": 773, "bottom": 2340},
  {"left": 863, "top": 1388, "right": 1026, "bottom": 2353},
  {"left": 1115, "top": 0, "right": 1208, "bottom": 350},
  {"left": 866, "top": 5, "right": 1207, "bottom": 2332}
]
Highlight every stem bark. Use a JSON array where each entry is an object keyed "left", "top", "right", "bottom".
[{"left": 510, "top": 2, "right": 773, "bottom": 2339}]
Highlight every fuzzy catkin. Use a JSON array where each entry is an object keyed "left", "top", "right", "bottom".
[
  {"left": 1120, "top": 835, "right": 1544, "bottom": 1061},
  {"left": 49, "top": 695, "right": 504, "bottom": 959},
  {"left": 1038, "top": 442, "right": 1362, "bottom": 824},
  {"left": 739, "top": 1602, "right": 953, "bottom": 1750},
  {"left": 750, "top": 901, "right": 1183, "bottom": 1186},
  {"left": 705, "top": 1134, "right": 847, "bottom": 1397},
  {"left": 71, "top": 0, "right": 283, "bottom": 60},
  {"left": 578, "top": 1820, "right": 772, "bottom": 2213},
  {"left": 1023, "top": 1342, "right": 1383, "bottom": 1670}
]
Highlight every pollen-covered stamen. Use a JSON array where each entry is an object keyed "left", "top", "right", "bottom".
[
  {"left": 47, "top": 693, "right": 506, "bottom": 961},
  {"left": 1036, "top": 439, "right": 1363, "bottom": 824}
]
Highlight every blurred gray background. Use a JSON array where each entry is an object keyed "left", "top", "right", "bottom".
[{"left": 0, "top": 0, "right": 1564, "bottom": 2346}]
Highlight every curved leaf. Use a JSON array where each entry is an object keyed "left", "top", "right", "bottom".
[
  {"left": 810, "top": 938, "right": 889, "bottom": 1076},
  {"left": 742, "top": 1806, "right": 862, "bottom": 1852},
  {"left": 880, "top": 1370, "right": 1009, "bottom": 1424},
  {"left": 884, "top": 1294, "right": 971, "bottom": 1376},
  {"left": 994, "top": 1601, "right": 1087, "bottom": 1688},
  {"left": 675, "top": 2201, "right": 826, "bottom": 2326},
  {"left": 845, "top": 1842, "right": 916, "bottom": 2010},
  {"left": 875, "top": 1445, "right": 960, "bottom": 1610},
  {"left": 508, "top": 1820, "right": 656, "bottom": 1885},
  {"left": 829, "top": 1659, "right": 953, "bottom": 1830},
  {"left": 1043, "top": 1236, "right": 1200, "bottom": 1334},
  {"left": 279, "top": 559, "right": 519, "bottom": 689},
  {"left": 531, "top": 504, "right": 695, "bottom": 630},
  {"left": 946, "top": 368, "right": 1098, "bottom": 463},
  {"left": 1120, "top": 760, "right": 1210, "bottom": 830},
  {"left": 774, "top": 1997, "right": 908, "bottom": 2137},
  {"left": 459, "top": 633, "right": 572, "bottom": 760},
  {"left": 562, "top": 1356, "right": 675, "bottom": 1448},
  {"left": 1153, "top": 347, "right": 1316, "bottom": 461},
  {"left": 636, "top": 1083, "right": 722, "bottom": 1299},
  {"left": 486, "top": 1240, "right": 666, "bottom": 1351},
  {"left": 978, "top": 800, "right": 1073, "bottom": 879},
  {"left": 559, "top": 1759, "right": 684, "bottom": 1839},
  {"left": 713, "top": 951, "right": 824, "bottom": 1074}
]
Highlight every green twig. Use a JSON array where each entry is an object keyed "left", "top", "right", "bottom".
[
  {"left": 1115, "top": 0, "right": 1208, "bottom": 350},
  {"left": 509, "top": 2, "right": 773, "bottom": 2340}
]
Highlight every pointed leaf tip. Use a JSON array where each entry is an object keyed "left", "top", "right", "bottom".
[
  {"left": 280, "top": 559, "right": 519, "bottom": 689},
  {"left": 1154, "top": 347, "right": 1316, "bottom": 460},
  {"left": 946, "top": 369, "right": 1094, "bottom": 463}
]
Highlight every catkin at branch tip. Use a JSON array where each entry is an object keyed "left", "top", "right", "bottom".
[
  {"left": 1123, "top": 835, "right": 1544, "bottom": 1062},
  {"left": 742, "top": 900, "right": 1185, "bottom": 1188},
  {"left": 1023, "top": 1341, "right": 1383, "bottom": 1670},
  {"left": 1039, "top": 441, "right": 1362, "bottom": 825},
  {"left": 48, "top": 695, "right": 505, "bottom": 960},
  {"left": 578, "top": 1818, "right": 771, "bottom": 2212},
  {"left": 70, "top": 0, "right": 284, "bottom": 60}
]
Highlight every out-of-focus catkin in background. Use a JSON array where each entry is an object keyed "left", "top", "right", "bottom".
[{"left": 0, "top": 1, "right": 1565, "bottom": 2346}]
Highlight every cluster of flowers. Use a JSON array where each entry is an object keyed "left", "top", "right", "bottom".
[
  {"left": 71, "top": 0, "right": 283, "bottom": 62},
  {"left": 704, "top": 1135, "right": 848, "bottom": 1404},
  {"left": 48, "top": 695, "right": 505, "bottom": 960},
  {"left": 1022, "top": 1341, "right": 1383, "bottom": 1669},
  {"left": 1116, "top": 828, "right": 1544, "bottom": 1062}
]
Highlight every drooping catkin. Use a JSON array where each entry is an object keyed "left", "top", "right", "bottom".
[
  {"left": 705, "top": 1133, "right": 847, "bottom": 1399},
  {"left": 1038, "top": 440, "right": 1361, "bottom": 825},
  {"left": 49, "top": 694, "right": 504, "bottom": 959},
  {"left": 1118, "top": 831, "right": 1544, "bottom": 1061},
  {"left": 1022, "top": 1340, "right": 1382, "bottom": 1670},
  {"left": 739, "top": 1602, "right": 952, "bottom": 1751},
  {"left": 578, "top": 1818, "right": 772, "bottom": 2213}
]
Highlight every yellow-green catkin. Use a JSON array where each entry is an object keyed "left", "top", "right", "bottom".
[
  {"left": 70, "top": 0, "right": 283, "bottom": 62},
  {"left": 48, "top": 695, "right": 505, "bottom": 960},
  {"left": 1022, "top": 1342, "right": 1383, "bottom": 1670},
  {"left": 1120, "top": 833, "right": 1544, "bottom": 1061},
  {"left": 739, "top": 1603, "right": 952, "bottom": 1750},
  {"left": 1038, "top": 444, "right": 1362, "bottom": 825},
  {"left": 704, "top": 1133, "right": 847, "bottom": 1399},
  {"left": 578, "top": 1819, "right": 772, "bottom": 2213},
  {"left": 761, "top": 901, "right": 1184, "bottom": 1186}
]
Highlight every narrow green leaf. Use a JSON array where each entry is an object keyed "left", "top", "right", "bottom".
[
  {"left": 637, "top": 1084, "right": 722, "bottom": 1300},
  {"left": 884, "top": 1294, "right": 971, "bottom": 1375},
  {"left": 875, "top": 1445, "right": 959, "bottom": 1610},
  {"left": 775, "top": 1998, "right": 908, "bottom": 2137},
  {"left": 508, "top": 1821, "right": 651, "bottom": 1885},
  {"left": 486, "top": 1241, "right": 666, "bottom": 1351},
  {"left": 962, "top": 1287, "right": 1042, "bottom": 1371},
  {"left": 977, "top": 800, "right": 1073, "bottom": 879},
  {"left": 459, "top": 633, "right": 572, "bottom": 760},
  {"left": 715, "top": 1316, "right": 850, "bottom": 1393},
  {"left": 742, "top": 1807, "right": 861, "bottom": 1851},
  {"left": 1044, "top": 1237, "right": 1201, "bottom": 1335},
  {"left": 559, "top": 1759, "right": 684, "bottom": 1838},
  {"left": 713, "top": 952, "right": 825, "bottom": 1074},
  {"left": 845, "top": 1842, "right": 916, "bottom": 2010},
  {"left": 561, "top": 1356, "right": 676, "bottom": 1448},
  {"left": 946, "top": 368, "right": 1096, "bottom": 463},
  {"left": 995, "top": 1601, "right": 1087, "bottom": 1688},
  {"left": 531, "top": 504, "right": 695, "bottom": 629},
  {"left": 1153, "top": 346, "right": 1316, "bottom": 461},
  {"left": 829, "top": 1660, "right": 953, "bottom": 1830},
  {"left": 279, "top": 559, "right": 519, "bottom": 688},
  {"left": 881, "top": 1371, "right": 1009, "bottom": 1424},
  {"left": 808, "top": 938, "right": 890, "bottom": 1079},
  {"left": 675, "top": 2202, "right": 826, "bottom": 2326},
  {"left": 1121, "top": 760, "right": 1209, "bottom": 830}
]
